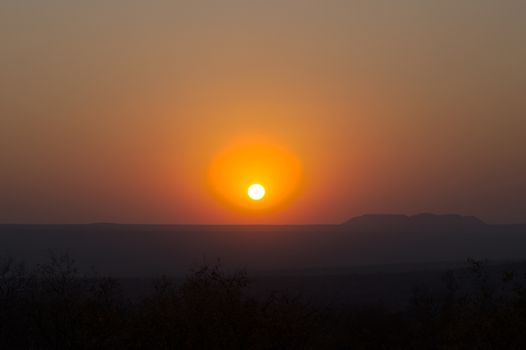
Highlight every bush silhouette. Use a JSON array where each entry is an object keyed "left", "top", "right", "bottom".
[{"left": 2, "top": 254, "right": 526, "bottom": 349}]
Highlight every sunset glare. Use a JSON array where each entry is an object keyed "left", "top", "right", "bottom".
[
  {"left": 248, "top": 184, "right": 265, "bottom": 201},
  {"left": 207, "top": 138, "right": 302, "bottom": 214}
]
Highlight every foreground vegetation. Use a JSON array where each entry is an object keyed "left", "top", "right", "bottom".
[{"left": 1, "top": 254, "right": 526, "bottom": 349}]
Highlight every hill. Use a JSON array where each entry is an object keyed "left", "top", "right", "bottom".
[{"left": 0, "top": 214, "right": 524, "bottom": 276}]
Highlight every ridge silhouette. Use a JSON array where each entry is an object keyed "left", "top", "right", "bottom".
[
  {"left": 344, "top": 213, "right": 485, "bottom": 232},
  {"left": 0, "top": 213, "right": 524, "bottom": 276}
]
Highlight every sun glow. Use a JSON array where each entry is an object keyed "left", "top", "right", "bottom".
[
  {"left": 248, "top": 184, "right": 265, "bottom": 200},
  {"left": 208, "top": 137, "right": 302, "bottom": 212}
]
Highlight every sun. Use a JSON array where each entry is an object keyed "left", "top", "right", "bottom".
[
  {"left": 208, "top": 137, "right": 302, "bottom": 212},
  {"left": 248, "top": 184, "right": 265, "bottom": 201}
]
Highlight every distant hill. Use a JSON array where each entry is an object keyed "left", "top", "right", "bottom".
[
  {"left": 344, "top": 213, "right": 485, "bottom": 232},
  {"left": 0, "top": 214, "right": 525, "bottom": 276}
]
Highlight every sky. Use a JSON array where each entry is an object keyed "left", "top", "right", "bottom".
[{"left": 1, "top": 0, "right": 525, "bottom": 224}]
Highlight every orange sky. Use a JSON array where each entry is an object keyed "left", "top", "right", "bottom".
[{"left": 1, "top": 1, "right": 525, "bottom": 224}]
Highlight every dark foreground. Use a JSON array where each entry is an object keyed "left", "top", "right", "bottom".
[{"left": 2, "top": 254, "right": 526, "bottom": 349}]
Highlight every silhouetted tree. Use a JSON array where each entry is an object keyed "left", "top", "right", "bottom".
[{"left": 3, "top": 253, "right": 526, "bottom": 349}]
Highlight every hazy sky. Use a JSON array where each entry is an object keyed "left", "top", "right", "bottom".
[{"left": 1, "top": 0, "right": 525, "bottom": 224}]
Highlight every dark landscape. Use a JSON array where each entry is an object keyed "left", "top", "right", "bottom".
[
  {"left": 2, "top": 216, "right": 526, "bottom": 348},
  {"left": 2, "top": 214, "right": 525, "bottom": 276},
  {"left": 1, "top": 214, "right": 526, "bottom": 348}
]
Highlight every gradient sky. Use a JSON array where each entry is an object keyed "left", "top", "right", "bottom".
[{"left": 1, "top": 0, "right": 525, "bottom": 224}]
